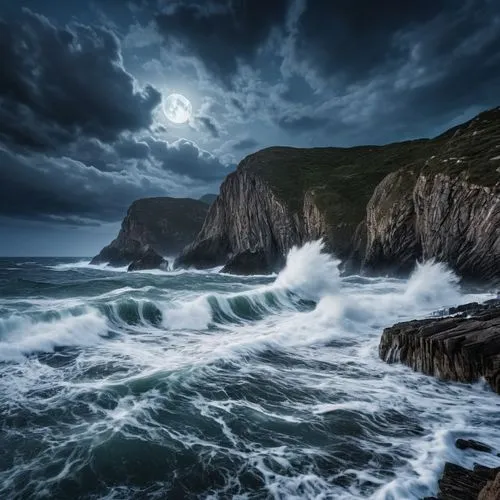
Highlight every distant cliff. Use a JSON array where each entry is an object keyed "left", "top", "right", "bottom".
[
  {"left": 91, "top": 197, "right": 208, "bottom": 270},
  {"left": 176, "top": 107, "right": 500, "bottom": 281},
  {"left": 199, "top": 194, "right": 218, "bottom": 205}
]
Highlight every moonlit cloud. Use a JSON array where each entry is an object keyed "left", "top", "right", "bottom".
[{"left": 0, "top": 0, "right": 499, "bottom": 254}]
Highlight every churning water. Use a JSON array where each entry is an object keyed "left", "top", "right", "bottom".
[{"left": 1, "top": 241, "right": 499, "bottom": 499}]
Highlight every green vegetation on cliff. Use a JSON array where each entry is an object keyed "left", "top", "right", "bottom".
[
  {"left": 239, "top": 107, "right": 500, "bottom": 233},
  {"left": 424, "top": 107, "right": 500, "bottom": 187},
  {"left": 239, "top": 141, "right": 433, "bottom": 232}
]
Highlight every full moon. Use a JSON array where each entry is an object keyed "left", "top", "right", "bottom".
[{"left": 163, "top": 93, "right": 192, "bottom": 124}]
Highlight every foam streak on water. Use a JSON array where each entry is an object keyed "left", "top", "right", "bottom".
[{"left": 0, "top": 245, "right": 498, "bottom": 499}]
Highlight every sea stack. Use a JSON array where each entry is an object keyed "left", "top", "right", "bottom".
[{"left": 91, "top": 197, "right": 209, "bottom": 271}]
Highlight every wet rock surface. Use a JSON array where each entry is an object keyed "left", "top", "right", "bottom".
[
  {"left": 127, "top": 247, "right": 167, "bottom": 272},
  {"left": 379, "top": 300, "right": 500, "bottom": 394},
  {"left": 221, "top": 248, "right": 284, "bottom": 275},
  {"left": 456, "top": 439, "right": 493, "bottom": 454},
  {"left": 430, "top": 463, "right": 500, "bottom": 500},
  {"left": 425, "top": 438, "right": 500, "bottom": 500}
]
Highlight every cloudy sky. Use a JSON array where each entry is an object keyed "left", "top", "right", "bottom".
[{"left": 1, "top": 0, "right": 499, "bottom": 256}]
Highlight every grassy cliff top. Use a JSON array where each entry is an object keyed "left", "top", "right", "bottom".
[
  {"left": 239, "top": 140, "right": 435, "bottom": 227},
  {"left": 424, "top": 107, "right": 500, "bottom": 188},
  {"left": 238, "top": 107, "right": 500, "bottom": 228},
  {"left": 125, "top": 197, "right": 208, "bottom": 232}
]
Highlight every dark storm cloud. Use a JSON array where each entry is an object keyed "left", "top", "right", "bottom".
[
  {"left": 0, "top": 9, "right": 161, "bottom": 151},
  {"left": 0, "top": 138, "right": 233, "bottom": 223},
  {"left": 286, "top": 0, "right": 455, "bottom": 85},
  {"left": 155, "top": 0, "right": 290, "bottom": 84},
  {"left": 197, "top": 116, "right": 221, "bottom": 138},
  {"left": 276, "top": 114, "right": 329, "bottom": 133},
  {"left": 279, "top": 1, "right": 499, "bottom": 141},
  {"left": 231, "top": 138, "right": 259, "bottom": 151},
  {"left": 151, "top": 0, "right": 499, "bottom": 144},
  {"left": 230, "top": 97, "right": 245, "bottom": 113},
  {"left": 0, "top": 7, "right": 237, "bottom": 227},
  {"left": 145, "top": 138, "right": 231, "bottom": 181}
]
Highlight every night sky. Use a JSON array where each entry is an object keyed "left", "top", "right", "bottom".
[{"left": 1, "top": 0, "right": 499, "bottom": 256}]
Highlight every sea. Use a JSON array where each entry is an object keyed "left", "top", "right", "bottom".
[{"left": 1, "top": 241, "right": 499, "bottom": 500}]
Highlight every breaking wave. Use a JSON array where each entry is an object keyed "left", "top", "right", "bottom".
[{"left": 0, "top": 244, "right": 498, "bottom": 499}]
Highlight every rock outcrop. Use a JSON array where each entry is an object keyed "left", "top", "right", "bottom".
[
  {"left": 176, "top": 140, "right": 435, "bottom": 272},
  {"left": 363, "top": 109, "right": 500, "bottom": 281},
  {"left": 426, "top": 438, "right": 500, "bottom": 500},
  {"left": 91, "top": 197, "right": 208, "bottom": 269},
  {"left": 479, "top": 470, "right": 500, "bottom": 500},
  {"left": 176, "top": 170, "right": 302, "bottom": 272},
  {"left": 363, "top": 170, "right": 500, "bottom": 281},
  {"left": 379, "top": 300, "right": 500, "bottom": 394},
  {"left": 429, "top": 463, "right": 500, "bottom": 500},
  {"left": 176, "top": 107, "right": 499, "bottom": 280},
  {"left": 221, "top": 248, "right": 284, "bottom": 275},
  {"left": 127, "top": 247, "right": 168, "bottom": 272}
]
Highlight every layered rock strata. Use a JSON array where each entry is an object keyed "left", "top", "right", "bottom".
[{"left": 379, "top": 300, "right": 500, "bottom": 394}]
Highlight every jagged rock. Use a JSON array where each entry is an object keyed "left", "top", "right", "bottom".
[
  {"left": 433, "top": 462, "right": 500, "bottom": 500},
  {"left": 175, "top": 169, "right": 302, "bottom": 271},
  {"left": 455, "top": 439, "right": 493, "bottom": 454},
  {"left": 127, "top": 248, "right": 167, "bottom": 272},
  {"left": 175, "top": 143, "right": 433, "bottom": 272},
  {"left": 363, "top": 168, "right": 421, "bottom": 274},
  {"left": 363, "top": 108, "right": 500, "bottom": 282},
  {"left": 221, "top": 248, "right": 285, "bottom": 275},
  {"left": 479, "top": 470, "right": 500, "bottom": 500},
  {"left": 91, "top": 197, "right": 208, "bottom": 267},
  {"left": 379, "top": 301, "right": 500, "bottom": 394},
  {"left": 176, "top": 107, "right": 499, "bottom": 279}
]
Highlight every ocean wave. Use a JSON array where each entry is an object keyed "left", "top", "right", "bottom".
[
  {"left": 0, "top": 308, "right": 109, "bottom": 361},
  {"left": 159, "top": 240, "right": 469, "bottom": 333},
  {"left": 1, "top": 247, "right": 499, "bottom": 499}
]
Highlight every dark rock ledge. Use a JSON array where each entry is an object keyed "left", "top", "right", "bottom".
[
  {"left": 127, "top": 247, "right": 168, "bottom": 272},
  {"left": 379, "top": 300, "right": 500, "bottom": 394},
  {"left": 424, "top": 439, "right": 500, "bottom": 500},
  {"left": 379, "top": 300, "right": 500, "bottom": 499},
  {"left": 425, "top": 463, "right": 500, "bottom": 500}
]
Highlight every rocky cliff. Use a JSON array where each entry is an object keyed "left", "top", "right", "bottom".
[
  {"left": 91, "top": 197, "right": 208, "bottom": 269},
  {"left": 176, "top": 107, "right": 500, "bottom": 280},
  {"left": 364, "top": 109, "right": 500, "bottom": 279}
]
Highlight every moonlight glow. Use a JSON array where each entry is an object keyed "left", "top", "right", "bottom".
[{"left": 163, "top": 93, "right": 192, "bottom": 124}]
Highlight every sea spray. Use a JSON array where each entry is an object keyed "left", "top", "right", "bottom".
[
  {"left": 0, "top": 307, "right": 108, "bottom": 361},
  {"left": 0, "top": 253, "right": 498, "bottom": 500},
  {"left": 274, "top": 239, "right": 341, "bottom": 300}
]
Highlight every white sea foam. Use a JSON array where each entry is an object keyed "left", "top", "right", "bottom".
[
  {"left": 0, "top": 308, "right": 108, "bottom": 361},
  {"left": 274, "top": 240, "right": 341, "bottom": 300},
  {"left": 1, "top": 244, "right": 498, "bottom": 500}
]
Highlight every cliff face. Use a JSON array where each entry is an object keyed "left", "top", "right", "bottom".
[
  {"left": 177, "top": 107, "right": 500, "bottom": 279},
  {"left": 176, "top": 170, "right": 299, "bottom": 270},
  {"left": 364, "top": 109, "right": 500, "bottom": 280},
  {"left": 177, "top": 141, "right": 431, "bottom": 272},
  {"left": 91, "top": 197, "right": 208, "bottom": 268},
  {"left": 363, "top": 172, "right": 500, "bottom": 279}
]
